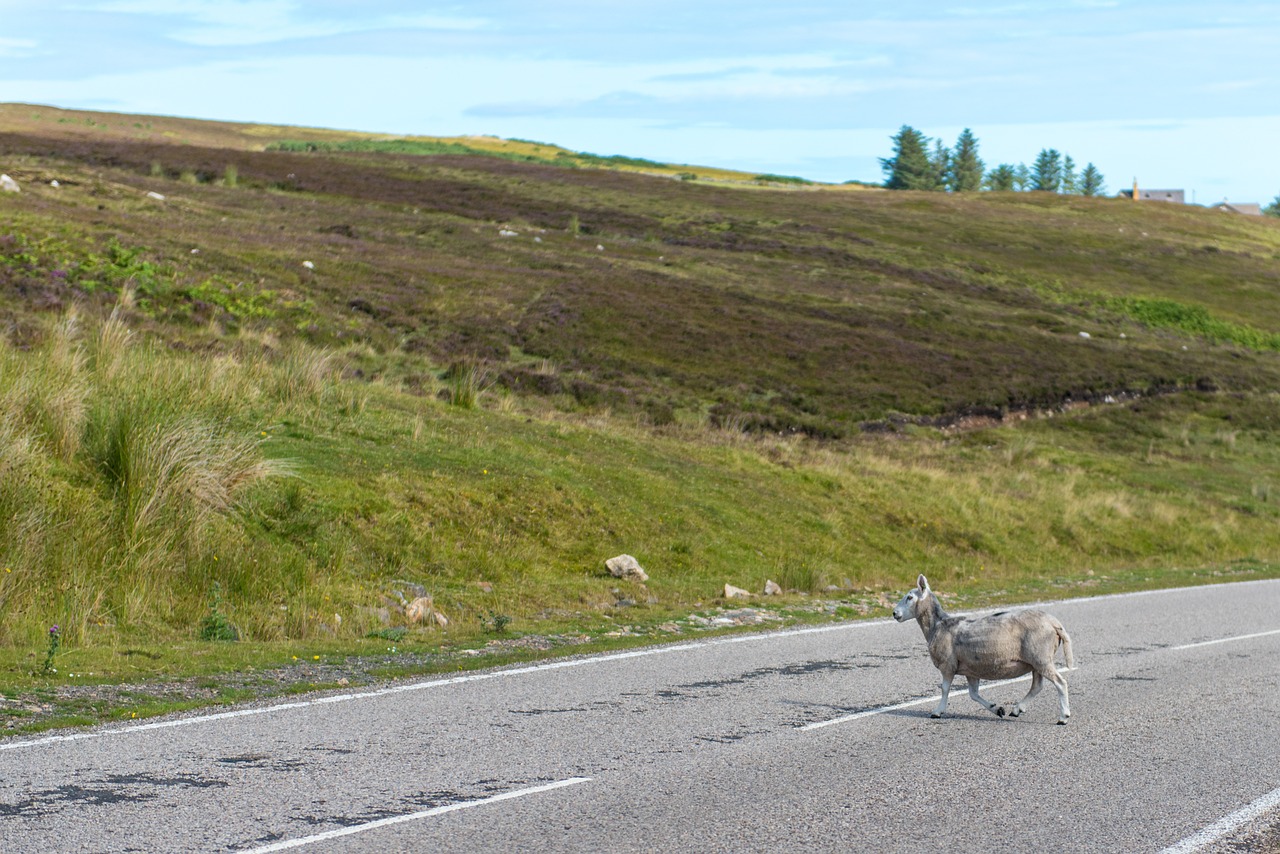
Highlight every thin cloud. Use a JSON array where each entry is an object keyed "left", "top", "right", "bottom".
[
  {"left": 0, "top": 37, "right": 40, "bottom": 57},
  {"left": 1193, "top": 78, "right": 1266, "bottom": 94},
  {"left": 650, "top": 66, "right": 760, "bottom": 84},
  {"left": 67, "top": 1, "right": 486, "bottom": 46}
]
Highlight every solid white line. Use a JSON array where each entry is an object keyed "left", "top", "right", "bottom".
[
  {"left": 1170, "top": 628, "right": 1280, "bottom": 651},
  {"left": 1, "top": 578, "right": 1276, "bottom": 753},
  {"left": 1159, "top": 784, "right": 1280, "bottom": 854},
  {"left": 0, "top": 624, "right": 879, "bottom": 753},
  {"left": 241, "top": 777, "right": 593, "bottom": 853},
  {"left": 801, "top": 669, "right": 1077, "bottom": 731}
]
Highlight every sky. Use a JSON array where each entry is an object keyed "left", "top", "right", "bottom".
[{"left": 1, "top": 1, "right": 1278, "bottom": 203}]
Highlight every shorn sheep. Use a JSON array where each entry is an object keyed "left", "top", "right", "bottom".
[{"left": 892, "top": 574, "right": 1073, "bottom": 724}]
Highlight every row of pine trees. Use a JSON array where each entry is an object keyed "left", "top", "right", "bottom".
[{"left": 881, "top": 126, "right": 1106, "bottom": 196}]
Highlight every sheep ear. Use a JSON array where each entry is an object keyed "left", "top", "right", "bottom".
[{"left": 917, "top": 574, "right": 930, "bottom": 592}]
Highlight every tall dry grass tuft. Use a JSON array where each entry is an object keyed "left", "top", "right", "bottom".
[
  {"left": 445, "top": 362, "right": 491, "bottom": 409},
  {"left": 772, "top": 555, "right": 831, "bottom": 593},
  {"left": 274, "top": 344, "right": 337, "bottom": 408},
  {"left": 1, "top": 314, "right": 88, "bottom": 461},
  {"left": 90, "top": 305, "right": 135, "bottom": 383},
  {"left": 89, "top": 408, "right": 288, "bottom": 548}
]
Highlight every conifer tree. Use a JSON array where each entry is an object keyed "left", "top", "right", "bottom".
[
  {"left": 984, "top": 164, "right": 1017, "bottom": 192},
  {"left": 949, "top": 128, "right": 985, "bottom": 192},
  {"left": 929, "top": 140, "right": 951, "bottom": 191},
  {"left": 1061, "top": 155, "right": 1078, "bottom": 194},
  {"left": 1264, "top": 193, "right": 1280, "bottom": 217},
  {"left": 1014, "top": 163, "right": 1031, "bottom": 192},
  {"left": 1032, "top": 149, "right": 1063, "bottom": 192},
  {"left": 880, "top": 126, "right": 935, "bottom": 190},
  {"left": 1080, "top": 163, "right": 1107, "bottom": 197}
]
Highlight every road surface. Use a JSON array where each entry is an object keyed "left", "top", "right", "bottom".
[{"left": 1, "top": 579, "right": 1278, "bottom": 853}]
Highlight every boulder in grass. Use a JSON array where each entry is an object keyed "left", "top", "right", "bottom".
[
  {"left": 763, "top": 579, "right": 782, "bottom": 596},
  {"left": 605, "top": 554, "right": 649, "bottom": 582},
  {"left": 1, "top": 174, "right": 19, "bottom": 193},
  {"left": 406, "top": 596, "right": 434, "bottom": 624},
  {"left": 724, "top": 583, "right": 752, "bottom": 600}
]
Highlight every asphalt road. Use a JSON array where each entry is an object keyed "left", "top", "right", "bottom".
[{"left": 2, "top": 579, "right": 1278, "bottom": 853}]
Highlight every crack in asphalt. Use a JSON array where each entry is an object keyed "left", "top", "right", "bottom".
[{"left": 0, "top": 772, "right": 228, "bottom": 818}]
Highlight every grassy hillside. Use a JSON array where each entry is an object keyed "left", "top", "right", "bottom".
[{"left": 2, "top": 105, "right": 1280, "bottom": 704}]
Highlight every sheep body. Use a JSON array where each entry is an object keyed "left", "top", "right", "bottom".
[{"left": 894, "top": 574, "right": 1073, "bottom": 724}]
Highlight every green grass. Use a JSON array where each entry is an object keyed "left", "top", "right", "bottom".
[
  {"left": 2, "top": 107, "right": 1280, "bottom": 700},
  {"left": 3, "top": 310, "right": 1279, "bottom": 654}
]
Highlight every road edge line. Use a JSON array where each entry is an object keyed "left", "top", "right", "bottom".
[
  {"left": 1159, "top": 784, "right": 1280, "bottom": 854},
  {"left": 240, "top": 777, "right": 593, "bottom": 853}
]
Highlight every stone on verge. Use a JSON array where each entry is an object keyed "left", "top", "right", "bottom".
[
  {"left": 724, "top": 583, "right": 752, "bottom": 599},
  {"left": 406, "top": 596, "right": 434, "bottom": 624},
  {"left": 764, "top": 579, "right": 782, "bottom": 596},
  {"left": 1, "top": 174, "right": 19, "bottom": 193},
  {"left": 605, "top": 554, "right": 649, "bottom": 582}
]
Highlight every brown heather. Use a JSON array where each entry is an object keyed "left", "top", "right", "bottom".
[{"left": 0, "top": 104, "right": 1278, "bottom": 669}]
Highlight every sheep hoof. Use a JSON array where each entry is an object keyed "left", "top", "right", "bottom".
[
  {"left": 995, "top": 707, "right": 1006, "bottom": 717},
  {"left": 930, "top": 713, "right": 942, "bottom": 719},
  {"left": 1057, "top": 719, "right": 1068, "bottom": 726}
]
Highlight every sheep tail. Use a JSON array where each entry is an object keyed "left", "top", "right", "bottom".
[{"left": 1055, "top": 623, "right": 1074, "bottom": 669}]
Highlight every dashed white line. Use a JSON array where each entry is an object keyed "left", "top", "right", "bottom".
[
  {"left": 1170, "top": 628, "right": 1280, "bottom": 651},
  {"left": 241, "top": 777, "right": 593, "bottom": 853},
  {"left": 801, "top": 621, "right": 1280, "bottom": 732},
  {"left": 1159, "top": 784, "right": 1280, "bottom": 854},
  {"left": 800, "top": 670, "right": 1076, "bottom": 731}
]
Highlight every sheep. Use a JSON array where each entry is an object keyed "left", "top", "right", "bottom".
[{"left": 892, "top": 574, "right": 1073, "bottom": 724}]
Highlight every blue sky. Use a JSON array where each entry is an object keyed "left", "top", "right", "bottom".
[{"left": 2, "top": 1, "right": 1278, "bottom": 203}]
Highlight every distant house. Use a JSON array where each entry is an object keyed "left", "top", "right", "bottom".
[
  {"left": 1209, "top": 201, "right": 1263, "bottom": 216},
  {"left": 1120, "top": 186, "right": 1186, "bottom": 204}
]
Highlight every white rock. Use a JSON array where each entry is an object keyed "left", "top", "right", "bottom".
[
  {"left": 499, "top": 229, "right": 519, "bottom": 237},
  {"left": 533, "top": 236, "right": 542, "bottom": 243},
  {"left": 145, "top": 190, "right": 165, "bottom": 200},
  {"left": 764, "top": 579, "right": 782, "bottom": 596},
  {"left": 1, "top": 174, "right": 20, "bottom": 193},
  {"left": 190, "top": 248, "right": 200, "bottom": 254},
  {"left": 605, "top": 554, "right": 649, "bottom": 582},
  {"left": 596, "top": 244, "right": 605, "bottom": 251},
  {"left": 724, "top": 583, "right": 752, "bottom": 599},
  {"left": 406, "top": 596, "right": 434, "bottom": 624},
  {"left": 1078, "top": 331, "right": 1091, "bottom": 339},
  {"left": 49, "top": 180, "right": 59, "bottom": 188},
  {"left": 302, "top": 260, "right": 315, "bottom": 270}
]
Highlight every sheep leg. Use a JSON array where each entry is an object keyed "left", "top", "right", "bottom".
[
  {"left": 1010, "top": 672, "right": 1044, "bottom": 718},
  {"left": 1044, "top": 666, "right": 1071, "bottom": 724},
  {"left": 931, "top": 676, "right": 953, "bottom": 718},
  {"left": 966, "top": 678, "right": 1006, "bottom": 718}
]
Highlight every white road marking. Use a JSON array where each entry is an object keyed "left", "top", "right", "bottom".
[
  {"left": 1159, "top": 783, "right": 1280, "bottom": 854},
  {"left": 0, "top": 579, "right": 1276, "bottom": 754},
  {"left": 240, "top": 777, "right": 593, "bottom": 853},
  {"left": 1170, "top": 628, "right": 1280, "bottom": 651},
  {"left": 802, "top": 619, "right": 1280, "bottom": 732},
  {"left": 0, "top": 623, "right": 883, "bottom": 753},
  {"left": 800, "top": 669, "right": 1077, "bottom": 731}
]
